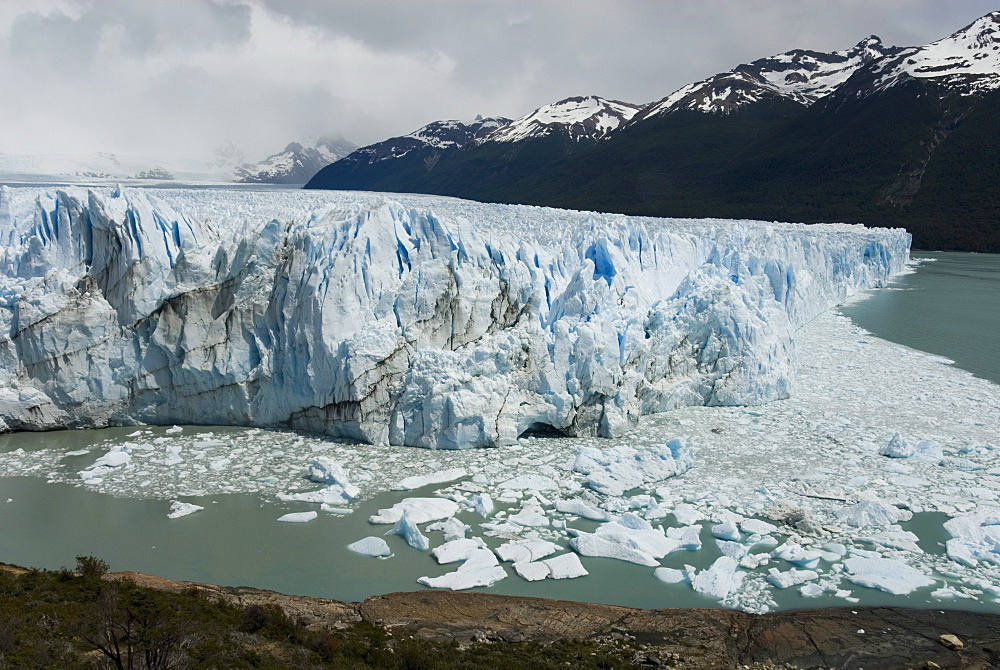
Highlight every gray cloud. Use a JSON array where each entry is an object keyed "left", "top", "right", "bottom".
[
  {"left": 0, "top": 0, "right": 996, "bottom": 163},
  {"left": 8, "top": 1, "right": 251, "bottom": 67}
]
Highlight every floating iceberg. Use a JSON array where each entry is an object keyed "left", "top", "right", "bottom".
[
  {"left": 513, "top": 553, "right": 588, "bottom": 581},
  {"left": 943, "top": 508, "right": 1000, "bottom": 567},
  {"left": 428, "top": 516, "right": 470, "bottom": 542},
  {"left": 417, "top": 548, "right": 507, "bottom": 590},
  {"left": 834, "top": 500, "right": 912, "bottom": 527},
  {"left": 0, "top": 185, "right": 908, "bottom": 447},
  {"left": 495, "top": 539, "right": 559, "bottom": 563},
  {"left": 394, "top": 467, "right": 467, "bottom": 490},
  {"left": 347, "top": 536, "right": 392, "bottom": 557},
  {"left": 569, "top": 512, "right": 679, "bottom": 565},
  {"left": 653, "top": 567, "right": 690, "bottom": 584},
  {"left": 368, "top": 497, "right": 459, "bottom": 525},
  {"left": 166, "top": 500, "right": 203, "bottom": 519},
  {"left": 431, "top": 537, "right": 486, "bottom": 564},
  {"left": 555, "top": 498, "right": 609, "bottom": 521},
  {"left": 571, "top": 440, "right": 694, "bottom": 496},
  {"left": 842, "top": 557, "right": 935, "bottom": 595},
  {"left": 467, "top": 493, "right": 494, "bottom": 518},
  {"left": 386, "top": 512, "right": 430, "bottom": 551},
  {"left": 691, "top": 556, "right": 745, "bottom": 600},
  {"left": 276, "top": 511, "right": 317, "bottom": 523},
  {"left": 767, "top": 567, "right": 819, "bottom": 589}
]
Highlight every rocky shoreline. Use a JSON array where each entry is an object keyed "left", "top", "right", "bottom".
[{"left": 110, "top": 570, "right": 1000, "bottom": 669}]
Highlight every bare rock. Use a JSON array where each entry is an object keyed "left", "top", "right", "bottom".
[{"left": 938, "top": 633, "right": 964, "bottom": 650}]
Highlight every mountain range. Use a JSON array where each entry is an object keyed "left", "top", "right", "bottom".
[
  {"left": 305, "top": 12, "right": 1000, "bottom": 253},
  {"left": 234, "top": 136, "right": 357, "bottom": 184},
  {"left": 0, "top": 137, "right": 357, "bottom": 185}
]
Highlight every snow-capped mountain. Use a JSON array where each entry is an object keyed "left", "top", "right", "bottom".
[
  {"left": 481, "top": 96, "right": 643, "bottom": 143},
  {"left": 305, "top": 11, "right": 1000, "bottom": 252},
  {"left": 342, "top": 116, "right": 510, "bottom": 167},
  {"left": 304, "top": 99, "right": 641, "bottom": 192},
  {"left": 303, "top": 116, "right": 510, "bottom": 191},
  {"left": 840, "top": 11, "right": 1000, "bottom": 97},
  {"left": 634, "top": 36, "right": 901, "bottom": 119},
  {"left": 235, "top": 136, "right": 357, "bottom": 184}
]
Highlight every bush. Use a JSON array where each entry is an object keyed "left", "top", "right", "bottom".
[{"left": 75, "top": 555, "right": 109, "bottom": 579}]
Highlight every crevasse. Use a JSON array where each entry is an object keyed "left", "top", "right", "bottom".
[{"left": 0, "top": 186, "right": 910, "bottom": 447}]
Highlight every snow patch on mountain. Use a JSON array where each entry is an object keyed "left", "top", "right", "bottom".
[
  {"left": 344, "top": 117, "right": 511, "bottom": 166},
  {"left": 862, "top": 12, "right": 1000, "bottom": 95},
  {"left": 637, "top": 37, "right": 900, "bottom": 118},
  {"left": 482, "top": 96, "right": 642, "bottom": 143},
  {"left": 235, "top": 137, "right": 357, "bottom": 184}
]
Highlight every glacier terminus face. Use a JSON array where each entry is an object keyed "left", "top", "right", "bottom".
[{"left": 0, "top": 186, "right": 910, "bottom": 448}]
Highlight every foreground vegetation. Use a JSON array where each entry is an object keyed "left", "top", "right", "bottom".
[{"left": 0, "top": 558, "right": 642, "bottom": 669}]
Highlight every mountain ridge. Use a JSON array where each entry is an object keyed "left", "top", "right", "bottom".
[
  {"left": 305, "top": 12, "right": 1000, "bottom": 252},
  {"left": 235, "top": 136, "right": 357, "bottom": 184}
]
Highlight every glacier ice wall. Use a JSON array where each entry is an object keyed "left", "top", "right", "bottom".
[{"left": 0, "top": 185, "right": 910, "bottom": 448}]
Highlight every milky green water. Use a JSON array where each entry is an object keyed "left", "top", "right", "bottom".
[
  {"left": 1, "top": 252, "right": 998, "bottom": 612},
  {"left": 839, "top": 251, "right": 1000, "bottom": 385},
  {"left": 0, "top": 473, "right": 988, "bottom": 612}
]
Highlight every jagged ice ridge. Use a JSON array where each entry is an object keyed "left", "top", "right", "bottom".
[{"left": 0, "top": 186, "right": 909, "bottom": 448}]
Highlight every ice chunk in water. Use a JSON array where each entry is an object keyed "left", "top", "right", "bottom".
[
  {"left": 691, "top": 556, "right": 744, "bottom": 600},
  {"left": 469, "top": 493, "right": 494, "bottom": 518},
  {"left": 767, "top": 568, "right": 819, "bottom": 589},
  {"left": 417, "top": 549, "right": 507, "bottom": 590},
  {"left": 835, "top": 500, "right": 912, "bottom": 527},
  {"left": 348, "top": 536, "right": 392, "bottom": 557},
  {"left": 556, "top": 498, "right": 610, "bottom": 521},
  {"left": 571, "top": 441, "right": 694, "bottom": 497},
  {"left": 395, "top": 467, "right": 467, "bottom": 491},
  {"left": 654, "top": 567, "right": 690, "bottom": 584},
  {"left": 428, "top": 516, "right": 471, "bottom": 542},
  {"left": 943, "top": 508, "right": 1000, "bottom": 567},
  {"left": 386, "top": 512, "right": 430, "bottom": 551},
  {"left": 843, "top": 557, "right": 935, "bottom": 595},
  {"left": 711, "top": 520, "right": 741, "bottom": 541},
  {"left": 369, "top": 498, "right": 460, "bottom": 524},
  {"left": 666, "top": 525, "right": 702, "bottom": 551},
  {"left": 167, "top": 501, "right": 203, "bottom": 519},
  {"left": 569, "top": 513, "right": 679, "bottom": 565},
  {"left": 495, "top": 539, "right": 559, "bottom": 563},
  {"left": 772, "top": 543, "right": 824, "bottom": 569},
  {"left": 277, "top": 511, "right": 317, "bottom": 523},
  {"left": 515, "top": 552, "right": 588, "bottom": 582},
  {"left": 432, "top": 538, "right": 487, "bottom": 564},
  {"left": 672, "top": 503, "right": 704, "bottom": 525}
]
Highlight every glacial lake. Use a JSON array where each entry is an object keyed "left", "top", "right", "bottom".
[
  {"left": 1, "top": 250, "right": 998, "bottom": 613},
  {"left": 840, "top": 251, "right": 1000, "bottom": 385}
]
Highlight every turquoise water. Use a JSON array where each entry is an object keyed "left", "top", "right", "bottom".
[
  {"left": 1, "top": 473, "right": 992, "bottom": 613},
  {"left": 840, "top": 251, "right": 1000, "bottom": 385},
  {"left": 0, "top": 470, "right": 732, "bottom": 609},
  {"left": 0, "top": 252, "right": 997, "bottom": 611}
]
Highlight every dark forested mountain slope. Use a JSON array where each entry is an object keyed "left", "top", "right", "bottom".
[{"left": 306, "top": 13, "right": 1000, "bottom": 252}]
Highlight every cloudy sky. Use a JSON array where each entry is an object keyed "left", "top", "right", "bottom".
[{"left": 0, "top": 0, "right": 995, "bottom": 162}]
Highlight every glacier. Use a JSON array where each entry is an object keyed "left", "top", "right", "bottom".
[{"left": 0, "top": 185, "right": 909, "bottom": 448}]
